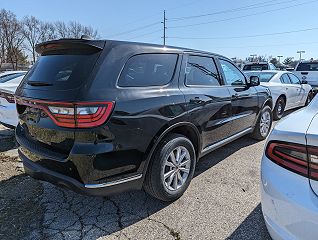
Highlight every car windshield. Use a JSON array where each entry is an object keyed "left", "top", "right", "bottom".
[
  {"left": 296, "top": 63, "right": 318, "bottom": 71},
  {"left": 243, "top": 64, "right": 268, "bottom": 71},
  {"left": 0, "top": 72, "right": 25, "bottom": 83}
]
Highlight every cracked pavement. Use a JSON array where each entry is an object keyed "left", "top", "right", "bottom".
[{"left": 0, "top": 124, "right": 271, "bottom": 240}]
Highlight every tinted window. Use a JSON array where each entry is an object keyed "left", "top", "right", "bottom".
[
  {"left": 258, "top": 72, "right": 276, "bottom": 82},
  {"left": 118, "top": 54, "right": 178, "bottom": 87},
  {"left": 288, "top": 74, "right": 301, "bottom": 84},
  {"left": 185, "top": 56, "right": 220, "bottom": 86},
  {"left": 24, "top": 49, "right": 101, "bottom": 90},
  {"left": 220, "top": 59, "right": 246, "bottom": 86},
  {"left": 280, "top": 74, "right": 291, "bottom": 84},
  {"left": 0, "top": 73, "right": 25, "bottom": 83},
  {"left": 296, "top": 63, "right": 318, "bottom": 71},
  {"left": 243, "top": 64, "right": 268, "bottom": 71}
]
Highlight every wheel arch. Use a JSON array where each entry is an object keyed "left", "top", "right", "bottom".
[{"left": 141, "top": 122, "right": 201, "bottom": 178}]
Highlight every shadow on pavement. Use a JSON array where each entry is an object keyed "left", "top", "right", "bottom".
[{"left": 227, "top": 203, "right": 271, "bottom": 240}]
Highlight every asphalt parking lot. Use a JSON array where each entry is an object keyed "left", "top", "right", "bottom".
[{"left": 0, "top": 123, "right": 272, "bottom": 240}]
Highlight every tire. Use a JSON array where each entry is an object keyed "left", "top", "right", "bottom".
[
  {"left": 251, "top": 105, "right": 273, "bottom": 141},
  {"left": 143, "top": 133, "right": 196, "bottom": 202},
  {"left": 273, "top": 96, "right": 285, "bottom": 120},
  {"left": 305, "top": 91, "right": 314, "bottom": 106}
]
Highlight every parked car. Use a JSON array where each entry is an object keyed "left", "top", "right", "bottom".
[
  {"left": 15, "top": 39, "right": 273, "bottom": 201},
  {"left": 0, "top": 70, "right": 26, "bottom": 83},
  {"left": 261, "top": 95, "right": 318, "bottom": 240},
  {"left": 294, "top": 60, "right": 318, "bottom": 94},
  {"left": 245, "top": 70, "right": 313, "bottom": 120},
  {"left": 242, "top": 62, "right": 276, "bottom": 71},
  {"left": 0, "top": 75, "right": 25, "bottom": 128}
]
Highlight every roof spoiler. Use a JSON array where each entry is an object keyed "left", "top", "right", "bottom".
[{"left": 35, "top": 38, "right": 105, "bottom": 55}]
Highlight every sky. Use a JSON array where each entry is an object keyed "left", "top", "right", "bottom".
[{"left": 2, "top": 0, "right": 318, "bottom": 61}]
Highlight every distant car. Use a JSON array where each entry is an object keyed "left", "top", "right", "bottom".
[
  {"left": 261, "top": 96, "right": 318, "bottom": 240},
  {"left": 245, "top": 70, "right": 313, "bottom": 120},
  {"left": 0, "top": 71, "right": 26, "bottom": 83},
  {"left": 242, "top": 62, "right": 276, "bottom": 71},
  {"left": 294, "top": 60, "right": 318, "bottom": 94},
  {"left": 0, "top": 75, "right": 25, "bottom": 128}
]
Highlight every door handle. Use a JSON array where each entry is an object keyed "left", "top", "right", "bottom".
[
  {"left": 190, "top": 97, "right": 203, "bottom": 104},
  {"left": 232, "top": 93, "right": 239, "bottom": 99}
]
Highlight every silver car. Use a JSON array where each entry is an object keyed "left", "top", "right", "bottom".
[{"left": 261, "top": 95, "right": 318, "bottom": 240}]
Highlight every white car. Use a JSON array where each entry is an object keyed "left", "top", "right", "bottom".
[
  {"left": 242, "top": 62, "right": 276, "bottom": 71},
  {"left": 245, "top": 70, "right": 313, "bottom": 120},
  {"left": 294, "top": 60, "right": 318, "bottom": 94},
  {"left": 261, "top": 95, "right": 318, "bottom": 240},
  {"left": 0, "top": 75, "right": 25, "bottom": 128},
  {"left": 0, "top": 71, "right": 26, "bottom": 83}
]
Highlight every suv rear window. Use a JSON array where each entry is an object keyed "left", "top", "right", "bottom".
[
  {"left": 296, "top": 63, "right": 318, "bottom": 71},
  {"left": 23, "top": 49, "right": 101, "bottom": 90},
  {"left": 243, "top": 64, "right": 268, "bottom": 71},
  {"left": 118, "top": 54, "right": 178, "bottom": 87}
]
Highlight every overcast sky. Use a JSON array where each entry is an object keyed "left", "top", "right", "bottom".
[{"left": 3, "top": 0, "right": 318, "bottom": 60}]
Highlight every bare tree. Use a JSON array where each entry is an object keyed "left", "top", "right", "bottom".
[
  {"left": 54, "top": 21, "right": 98, "bottom": 39},
  {"left": 54, "top": 21, "right": 69, "bottom": 38},
  {"left": 22, "top": 16, "right": 44, "bottom": 64},
  {"left": 0, "top": 9, "right": 25, "bottom": 70}
]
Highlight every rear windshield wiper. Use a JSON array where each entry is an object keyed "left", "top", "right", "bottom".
[{"left": 27, "top": 81, "right": 53, "bottom": 87}]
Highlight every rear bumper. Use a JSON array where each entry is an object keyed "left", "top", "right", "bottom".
[
  {"left": 261, "top": 155, "right": 318, "bottom": 240},
  {"left": 20, "top": 150, "right": 143, "bottom": 196}
]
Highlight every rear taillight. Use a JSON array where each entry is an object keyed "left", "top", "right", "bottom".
[
  {"left": 266, "top": 141, "right": 318, "bottom": 180},
  {"left": 16, "top": 99, "right": 114, "bottom": 128},
  {"left": 0, "top": 92, "right": 15, "bottom": 103}
]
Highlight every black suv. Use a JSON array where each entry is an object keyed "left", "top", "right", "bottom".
[{"left": 15, "top": 39, "right": 272, "bottom": 201}]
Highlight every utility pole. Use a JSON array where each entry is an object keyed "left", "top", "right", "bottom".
[
  {"left": 250, "top": 54, "right": 257, "bottom": 62},
  {"left": 297, "top": 50, "right": 305, "bottom": 61},
  {"left": 162, "top": 10, "right": 167, "bottom": 46},
  {"left": 277, "top": 55, "right": 283, "bottom": 63}
]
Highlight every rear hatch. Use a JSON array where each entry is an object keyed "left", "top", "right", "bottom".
[
  {"left": 15, "top": 39, "right": 105, "bottom": 158},
  {"left": 294, "top": 62, "right": 318, "bottom": 87}
]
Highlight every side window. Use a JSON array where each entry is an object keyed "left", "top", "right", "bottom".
[
  {"left": 118, "top": 54, "right": 178, "bottom": 87},
  {"left": 185, "top": 55, "right": 220, "bottom": 86},
  {"left": 280, "top": 74, "right": 291, "bottom": 84},
  {"left": 219, "top": 59, "right": 246, "bottom": 86},
  {"left": 288, "top": 74, "right": 301, "bottom": 84}
]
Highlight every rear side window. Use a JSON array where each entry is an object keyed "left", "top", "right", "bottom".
[
  {"left": 185, "top": 55, "right": 220, "bottom": 86},
  {"left": 296, "top": 63, "right": 318, "bottom": 71},
  {"left": 23, "top": 49, "right": 101, "bottom": 90},
  {"left": 280, "top": 74, "right": 291, "bottom": 84},
  {"left": 288, "top": 74, "right": 301, "bottom": 84},
  {"left": 118, "top": 54, "right": 178, "bottom": 87}
]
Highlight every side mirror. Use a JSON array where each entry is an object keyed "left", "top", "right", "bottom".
[
  {"left": 248, "top": 76, "right": 260, "bottom": 87},
  {"left": 301, "top": 80, "right": 308, "bottom": 84}
]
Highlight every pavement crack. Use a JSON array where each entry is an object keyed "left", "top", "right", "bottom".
[{"left": 148, "top": 218, "right": 181, "bottom": 240}]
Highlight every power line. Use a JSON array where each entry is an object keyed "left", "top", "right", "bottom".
[
  {"left": 107, "top": 21, "right": 161, "bottom": 38},
  {"left": 127, "top": 29, "right": 162, "bottom": 40},
  {"left": 169, "top": 0, "right": 318, "bottom": 29},
  {"left": 104, "top": 0, "right": 203, "bottom": 38},
  {"left": 212, "top": 41, "right": 318, "bottom": 49},
  {"left": 168, "top": 0, "right": 287, "bottom": 21},
  {"left": 167, "top": 27, "right": 318, "bottom": 40}
]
